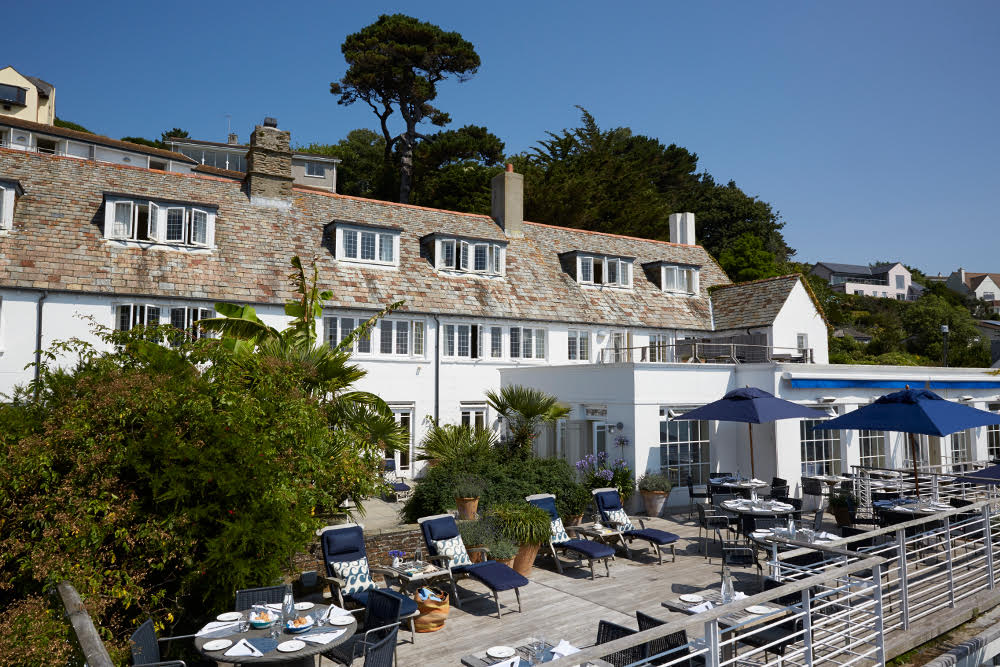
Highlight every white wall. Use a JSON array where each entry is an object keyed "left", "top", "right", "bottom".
[{"left": 771, "top": 281, "right": 829, "bottom": 364}]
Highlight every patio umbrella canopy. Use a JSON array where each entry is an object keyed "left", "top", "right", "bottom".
[
  {"left": 959, "top": 464, "right": 1000, "bottom": 485},
  {"left": 673, "top": 387, "right": 828, "bottom": 478},
  {"left": 813, "top": 388, "right": 1000, "bottom": 496}
]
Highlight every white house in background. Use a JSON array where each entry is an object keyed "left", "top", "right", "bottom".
[
  {"left": 167, "top": 122, "right": 341, "bottom": 192},
  {"left": 811, "top": 261, "right": 921, "bottom": 301},
  {"left": 947, "top": 269, "right": 1000, "bottom": 315},
  {"left": 0, "top": 66, "right": 55, "bottom": 125}
]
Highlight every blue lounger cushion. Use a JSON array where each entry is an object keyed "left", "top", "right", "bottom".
[
  {"left": 560, "top": 538, "right": 615, "bottom": 559},
  {"left": 455, "top": 560, "right": 528, "bottom": 592},
  {"left": 348, "top": 587, "right": 419, "bottom": 617},
  {"left": 625, "top": 528, "right": 679, "bottom": 546}
]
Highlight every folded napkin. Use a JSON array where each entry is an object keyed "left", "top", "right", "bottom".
[
  {"left": 751, "top": 478, "right": 765, "bottom": 484},
  {"left": 224, "top": 638, "right": 263, "bottom": 658},
  {"left": 196, "top": 621, "right": 240, "bottom": 637},
  {"left": 300, "top": 629, "right": 346, "bottom": 645},
  {"left": 323, "top": 604, "right": 355, "bottom": 621},
  {"left": 733, "top": 591, "right": 747, "bottom": 600},
  {"left": 689, "top": 601, "right": 714, "bottom": 613},
  {"left": 265, "top": 602, "right": 283, "bottom": 610},
  {"left": 551, "top": 639, "right": 580, "bottom": 658}
]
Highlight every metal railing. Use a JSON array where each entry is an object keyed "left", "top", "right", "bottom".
[
  {"left": 597, "top": 342, "right": 814, "bottom": 364},
  {"left": 545, "top": 555, "right": 887, "bottom": 667},
  {"left": 830, "top": 277, "right": 890, "bottom": 287}
]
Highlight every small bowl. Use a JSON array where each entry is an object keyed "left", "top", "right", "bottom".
[
  {"left": 249, "top": 612, "right": 276, "bottom": 629},
  {"left": 286, "top": 616, "right": 314, "bottom": 634}
]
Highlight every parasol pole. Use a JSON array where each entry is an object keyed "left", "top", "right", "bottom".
[
  {"left": 748, "top": 423, "right": 756, "bottom": 479},
  {"left": 908, "top": 432, "right": 921, "bottom": 498}
]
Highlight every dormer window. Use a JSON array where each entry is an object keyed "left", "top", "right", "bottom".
[
  {"left": 425, "top": 234, "right": 505, "bottom": 276},
  {"left": 335, "top": 223, "right": 400, "bottom": 267},
  {"left": 103, "top": 195, "right": 216, "bottom": 248},
  {"left": 568, "top": 252, "right": 633, "bottom": 288},
  {"left": 660, "top": 264, "right": 699, "bottom": 294}
]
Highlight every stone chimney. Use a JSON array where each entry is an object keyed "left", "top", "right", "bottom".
[
  {"left": 491, "top": 164, "right": 523, "bottom": 238},
  {"left": 668, "top": 212, "right": 696, "bottom": 245},
  {"left": 227, "top": 132, "right": 240, "bottom": 145},
  {"left": 245, "top": 119, "right": 293, "bottom": 205}
]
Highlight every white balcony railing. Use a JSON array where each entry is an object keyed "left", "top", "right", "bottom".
[{"left": 596, "top": 342, "right": 814, "bottom": 364}]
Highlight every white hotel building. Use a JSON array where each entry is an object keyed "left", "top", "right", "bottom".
[{"left": 1, "top": 121, "right": 999, "bottom": 510}]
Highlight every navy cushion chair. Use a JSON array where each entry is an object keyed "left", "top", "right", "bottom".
[
  {"left": 635, "top": 610, "right": 704, "bottom": 666},
  {"left": 383, "top": 458, "right": 412, "bottom": 501},
  {"left": 318, "top": 523, "right": 418, "bottom": 642},
  {"left": 325, "top": 589, "right": 402, "bottom": 666},
  {"left": 362, "top": 624, "right": 399, "bottom": 667},
  {"left": 592, "top": 488, "right": 679, "bottom": 564},
  {"left": 686, "top": 476, "right": 711, "bottom": 519},
  {"left": 417, "top": 513, "right": 528, "bottom": 619},
  {"left": 526, "top": 493, "right": 615, "bottom": 579},
  {"left": 129, "top": 619, "right": 186, "bottom": 667},
  {"left": 596, "top": 620, "right": 647, "bottom": 667}
]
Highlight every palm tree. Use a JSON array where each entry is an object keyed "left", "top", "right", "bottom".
[
  {"left": 417, "top": 420, "right": 497, "bottom": 464},
  {"left": 485, "top": 385, "right": 569, "bottom": 459}
]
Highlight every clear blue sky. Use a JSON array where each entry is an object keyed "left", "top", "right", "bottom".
[{"left": 8, "top": 1, "right": 998, "bottom": 275}]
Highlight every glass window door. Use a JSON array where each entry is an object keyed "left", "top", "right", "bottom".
[
  {"left": 592, "top": 422, "right": 607, "bottom": 457},
  {"left": 392, "top": 409, "right": 413, "bottom": 473}
]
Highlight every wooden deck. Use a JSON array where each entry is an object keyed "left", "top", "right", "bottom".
[{"left": 319, "top": 512, "right": 767, "bottom": 666}]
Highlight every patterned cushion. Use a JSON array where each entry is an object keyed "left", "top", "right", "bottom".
[
  {"left": 550, "top": 518, "right": 570, "bottom": 544},
  {"left": 329, "top": 557, "right": 375, "bottom": 596},
  {"left": 605, "top": 508, "right": 635, "bottom": 531},
  {"left": 434, "top": 535, "right": 472, "bottom": 569}
]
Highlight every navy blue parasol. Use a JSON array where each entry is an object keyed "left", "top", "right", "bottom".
[
  {"left": 959, "top": 464, "right": 1000, "bottom": 485},
  {"left": 813, "top": 388, "right": 1000, "bottom": 495},
  {"left": 673, "top": 387, "right": 828, "bottom": 478}
]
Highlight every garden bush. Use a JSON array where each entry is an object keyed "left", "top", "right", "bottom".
[
  {"left": 0, "top": 328, "right": 382, "bottom": 664},
  {"left": 402, "top": 453, "right": 584, "bottom": 523}
]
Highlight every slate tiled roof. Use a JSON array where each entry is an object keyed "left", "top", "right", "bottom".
[
  {"left": 0, "top": 117, "right": 196, "bottom": 164},
  {"left": 966, "top": 273, "right": 1000, "bottom": 290},
  {"left": 0, "top": 148, "right": 731, "bottom": 331},
  {"left": 710, "top": 275, "right": 803, "bottom": 330}
]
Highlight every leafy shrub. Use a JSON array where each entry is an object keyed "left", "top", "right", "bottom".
[
  {"left": 0, "top": 327, "right": 384, "bottom": 661},
  {"left": 637, "top": 472, "right": 673, "bottom": 493},
  {"left": 418, "top": 422, "right": 496, "bottom": 464},
  {"left": 402, "top": 454, "right": 580, "bottom": 523},
  {"left": 453, "top": 473, "right": 486, "bottom": 498},
  {"left": 560, "top": 482, "right": 595, "bottom": 518},
  {"left": 457, "top": 519, "right": 493, "bottom": 547},
  {"left": 485, "top": 502, "right": 552, "bottom": 545},
  {"left": 487, "top": 535, "right": 519, "bottom": 561}
]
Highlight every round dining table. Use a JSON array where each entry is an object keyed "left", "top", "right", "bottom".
[
  {"left": 721, "top": 498, "right": 795, "bottom": 517},
  {"left": 751, "top": 526, "right": 840, "bottom": 547},
  {"left": 876, "top": 499, "right": 952, "bottom": 515},
  {"left": 193, "top": 603, "right": 357, "bottom": 667}
]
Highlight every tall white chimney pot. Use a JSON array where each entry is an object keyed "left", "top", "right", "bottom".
[{"left": 669, "top": 212, "right": 696, "bottom": 245}]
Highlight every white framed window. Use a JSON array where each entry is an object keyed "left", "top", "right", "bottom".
[
  {"left": 442, "top": 323, "right": 482, "bottom": 359},
  {"left": 392, "top": 408, "right": 413, "bottom": 472},
  {"left": 801, "top": 416, "right": 842, "bottom": 476},
  {"left": 895, "top": 275, "right": 905, "bottom": 289},
  {"left": 985, "top": 292, "right": 996, "bottom": 302},
  {"left": 662, "top": 265, "right": 697, "bottom": 294},
  {"left": 305, "top": 162, "right": 325, "bottom": 177},
  {"left": 611, "top": 331, "right": 632, "bottom": 362},
  {"left": 660, "top": 409, "right": 710, "bottom": 486},
  {"left": 441, "top": 240, "right": 456, "bottom": 269},
  {"left": 491, "top": 244, "right": 502, "bottom": 274},
  {"left": 579, "top": 256, "right": 594, "bottom": 283},
  {"left": 336, "top": 226, "right": 398, "bottom": 266},
  {"left": 327, "top": 316, "right": 422, "bottom": 357},
  {"left": 577, "top": 255, "right": 631, "bottom": 287},
  {"left": 115, "top": 304, "right": 162, "bottom": 330},
  {"left": 858, "top": 430, "right": 886, "bottom": 468},
  {"left": 0, "top": 182, "right": 16, "bottom": 230},
  {"left": 473, "top": 243, "right": 488, "bottom": 272},
  {"left": 325, "top": 316, "right": 373, "bottom": 355},
  {"left": 648, "top": 333, "right": 672, "bottom": 362},
  {"left": 490, "top": 326, "right": 503, "bottom": 358},
  {"left": 461, "top": 405, "right": 487, "bottom": 430},
  {"left": 568, "top": 329, "right": 590, "bottom": 361},
  {"left": 459, "top": 241, "right": 470, "bottom": 270},
  {"left": 168, "top": 306, "right": 215, "bottom": 345},
  {"left": 797, "top": 333, "right": 809, "bottom": 352},
  {"left": 343, "top": 230, "right": 358, "bottom": 258},
  {"left": 509, "top": 326, "right": 545, "bottom": 360},
  {"left": 947, "top": 430, "right": 974, "bottom": 471},
  {"left": 413, "top": 321, "right": 425, "bottom": 356},
  {"left": 103, "top": 197, "right": 216, "bottom": 247}
]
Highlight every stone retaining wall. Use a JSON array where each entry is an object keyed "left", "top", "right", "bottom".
[{"left": 291, "top": 524, "right": 424, "bottom": 577}]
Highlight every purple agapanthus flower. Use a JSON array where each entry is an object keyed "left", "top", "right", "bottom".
[{"left": 597, "top": 469, "right": 614, "bottom": 481}]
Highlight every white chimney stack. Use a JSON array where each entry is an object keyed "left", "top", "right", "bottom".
[
  {"left": 492, "top": 164, "right": 524, "bottom": 238},
  {"left": 669, "top": 212, "right": 696, "bottom": 245}
]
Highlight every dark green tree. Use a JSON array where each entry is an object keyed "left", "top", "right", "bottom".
[
  {"left": 300, "top": 128, "right": 390, "bottom": 198},
  {"left": 330, "top": 14, "right": 480, "bottom": 204},
  {"left": 902, "top": 294, "right": 990, "bottom": 366},
  {"left": 54, "top": 118, "right": 92, "bottom": 133},
  {"left": 410, "top": 125, "right": 505, "bottom": 213},
  {"left": 717, "top": 233, "right": 783, "bottom": 282}
]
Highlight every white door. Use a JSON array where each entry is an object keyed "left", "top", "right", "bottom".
[
  {"left": 392, "top": 409, "right": 413, "bottom": 476},
  {"left": 592, "top": 422, "right": 607, "bottom": 458}
]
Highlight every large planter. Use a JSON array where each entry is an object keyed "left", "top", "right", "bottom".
[
  {"left": 467, "top": 545, "right": 486, "bottom": 563},
  {"left": 830, "top": 505, "right": 852, "bottom": 528},
  {"left": 511, "top": 542, "right": 541, "bottom": 577},
  {"left": 641, "top": 490, "right": 668, "bottom": 518},
  {"left": 495, "top": 557, "right": 516, "bottom": 569},
  {"left": 455, "top": 497, "right": 479, "bottom": 521}
]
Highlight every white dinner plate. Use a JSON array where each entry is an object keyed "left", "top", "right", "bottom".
[
  {"left": 294, "top": 601, "right": 314, "bottom": 611},
  {"left": 751, "top": 530, "right": 771, "bottom": 537},
  {"left": 486, "top": 646, "right": 517, "bottom": 659},
  {"left": 203, "top": 639, "right": 233, "bottom": 651},
  {"left": 679, "top": 593, "right": 703, "bottom": 603},
  {"left": 745, "top": 605, "right": 772, "bottom": 615},
  {"left": 277, "top": 640, "right": 305, "bottom": 653},
  {"left": 216, "top": 612, "right": 242, "bottom": 622},
  {"left": 328, "top": 615, "right": 355, "bottom": 626}
]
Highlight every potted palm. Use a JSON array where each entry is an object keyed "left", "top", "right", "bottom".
[
  {"left": 487, "top": 502, "right": 552, "bottom": 577},
  {"left": 637, "top": 472, "right": 673, "bottom": 518},
  {"left": 453, "top": 474, "right": 486, "bottom": 520}
]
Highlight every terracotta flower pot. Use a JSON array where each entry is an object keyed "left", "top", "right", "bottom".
[
  {"left": 467, "top": 545, "right": 486, "bottom": 563},
  {"left": 512, "top": 542, "right": 541, "bottom": 577},
  {"left": 455, "top": 497, "right": 479, "bottom": 521},
  {"left": 641, "top": 490, "right": 667, "bottom": 518},
  {"left": 495, "top": 557, "right": 516, "bottom": 569}
]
